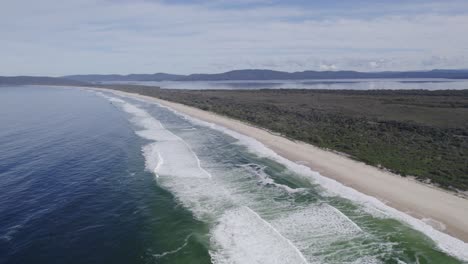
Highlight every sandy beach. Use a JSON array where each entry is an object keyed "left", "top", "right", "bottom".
[{"left": 100, "top": 88, "right": 468, "bottom": 244}]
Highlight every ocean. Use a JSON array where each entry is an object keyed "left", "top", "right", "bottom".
[{"left": 0, "top": 85, "right": 467, "bottom": 264}]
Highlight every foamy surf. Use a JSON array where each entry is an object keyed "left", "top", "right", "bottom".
[
  {"left": 98, "top": 90, "right": 468, "bottom": 263},
  {"left": 240, "top": 163, "right": 306, "bottom": 193},
  {"left": 147, "top": 97, "right": 468, "bottom": 262},
  {"left": 104, "top": 95, "right": 229, "bottom": 221},
  {"left": 211, "top": 206, "right": 308, "bottom": 264},
  {"left": 106, "top": 95, "right": 211, "bottom": 179}
]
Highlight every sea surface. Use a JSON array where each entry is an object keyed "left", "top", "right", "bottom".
[
  {"left": 102, "top": 79, "right": 468, "bottom": 90},
  {"left": 1, "top": 85, "right": 467, "bottom": 264}
]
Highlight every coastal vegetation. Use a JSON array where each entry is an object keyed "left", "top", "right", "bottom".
[{"left": 105, "top": 86, "right": 468, "bottom": 192}]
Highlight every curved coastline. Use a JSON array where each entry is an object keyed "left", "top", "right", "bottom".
[{"left": 91, "top": 87, "right": 468, "bottom": 260}]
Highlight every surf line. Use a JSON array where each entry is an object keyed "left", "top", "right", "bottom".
[
  {"left": 243, "top": 206, "right": 309, "bottom": 264},
  {"left": 103, "top": 93, "right": 212, "bottom": 180},
  {"left": 326, "top": 204, "right": 363, "bottom": 232},
  {"left": 154, "top": 118, "right": 212, "bottom": 179},
  {"left": 154, "top": 148, "right": 163, "bottom": 178},
  {"left": 153, "top": 234, "right": 193, "bottom": 259}
]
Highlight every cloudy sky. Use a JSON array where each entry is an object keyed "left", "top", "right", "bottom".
[{"left": 1, "top": 0, "right": 468, "bottom": 76}]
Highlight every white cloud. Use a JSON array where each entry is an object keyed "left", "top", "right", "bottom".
[
  {"left": 0, "top": 0, "right": 467, "bottom": 75},
  {"left": 319, "top": 64, "right": 338, "bottom": 71}
]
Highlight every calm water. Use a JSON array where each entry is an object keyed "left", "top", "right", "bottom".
[
  {"left": 1, "top": 86, "right": 467, "bottom": 264},
  {"left": 0, "top": 86, "right": 210, "bottom": 264},
  {"left": 102, "top": 79, "right": 468, "bottom": 90}
]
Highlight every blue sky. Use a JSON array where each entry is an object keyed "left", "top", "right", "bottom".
[{"left": 1, "top": 0, "right": 468, "bottom": 75}]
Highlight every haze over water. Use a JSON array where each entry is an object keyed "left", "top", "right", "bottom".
[
  {"left": 1, "top": 86, "right": 467, "bottom": 264},
  {"left": 102, "top": 79, "right": 468, "bottom": 90}
]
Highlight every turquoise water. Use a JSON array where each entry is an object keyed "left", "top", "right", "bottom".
[{"left": 1, "top": 86, "right": 467, "bottom": 263}]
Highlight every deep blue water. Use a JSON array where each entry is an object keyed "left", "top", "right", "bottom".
[{"left": 0, "top": 86, "right": 210, "bottom": 264}]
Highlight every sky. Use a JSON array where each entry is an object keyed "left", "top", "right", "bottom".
[{"left": 1, "top": 0, "right": 468, "bottom": 76}]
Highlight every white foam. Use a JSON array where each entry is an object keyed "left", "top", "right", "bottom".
[
  {"left": 108, "top": 97, "right": 125, "bottom": 103},
  {"left": 240, "top": 163, "right": 305, "bottom": 194},
  {"left": 154, "top": 140, "right": 211, "bottom": 178},
  {"left": 100, "top": 95, "right": 229, "bottom": 221},
  {"left": 211, "top": 206, "right": 308, "bottom": 264},
  {"left": 105, "top": 96, "right": 211, "bottom": 179},
  {"left": 212, "top": 126, "right": 468, "bottom": 261},
  {"left": 126, "top": 95, "right": 468, "bottom": 262},
  {"left": 153, "top": 234, "right": 192, "bottom": 259},
  {"left": 269, "top": 204, "right": 365, "bottom": 262},
  {"left": 327, "top": 204, "right": 363, "bottom": 232},
  {"left": 348, "top": 256, "right": 383, "bottom": 264},
  {"left": 96, "top": 92, "right": 126, "bottom": 104},
  {"left": 421, "top": 218, "right": 447, "bottom": 231},
  {"left": 99, "top": 91, "right": 468, "bottom": 262},
  {"left": 142, "top": 143, "right": 163, "bottom": 178}
]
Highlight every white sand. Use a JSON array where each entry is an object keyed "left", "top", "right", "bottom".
[{"left": 97, "top": 88, "right": 468, "bottom": 243}]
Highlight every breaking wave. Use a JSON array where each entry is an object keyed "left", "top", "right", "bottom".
[{"left": 99, "top": 91, "right": 468, "bottom": 263}]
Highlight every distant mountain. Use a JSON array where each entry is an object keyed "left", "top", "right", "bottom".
[
  {"left": 62, "top": 69, "right": 468, "bottom": 82},
  {"left": 63, "top": 73, "right": 184, "bottom": 83},
  {"left": 0, "top": 76, "right": 88, "bottom": 86},
  {"left": 4, "top": 69, "right": 468, "bottom": 86},
  {"left": 180, "top": 69, "right": 468, "bottom": 81}
]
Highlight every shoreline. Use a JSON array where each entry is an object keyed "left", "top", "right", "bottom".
[{"left": 93, "top": 87, "right": 468, "bottom": 244}]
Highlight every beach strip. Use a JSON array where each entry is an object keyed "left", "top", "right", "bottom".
[{"left": 98, "top": 88, "right": 468, "bottom": 243}]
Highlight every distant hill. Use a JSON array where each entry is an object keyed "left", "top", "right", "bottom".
[
  {"left": 3, "top": 69, "right": 468, "bottom": 86},
  {"left": 0, "top": 76, "right": 88, "bottom": 86},
  {"left": 180, "top": 69, "right": 468, "bottom": 81},
  {"left": 63, "top": 73, "right": 184, "bottom": 83},
  {"left": 62, "top": 69, "right": 468, "bottom": 82},
  {"left": 181, "top": 69, "right": 290, "bottom": 81}
]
